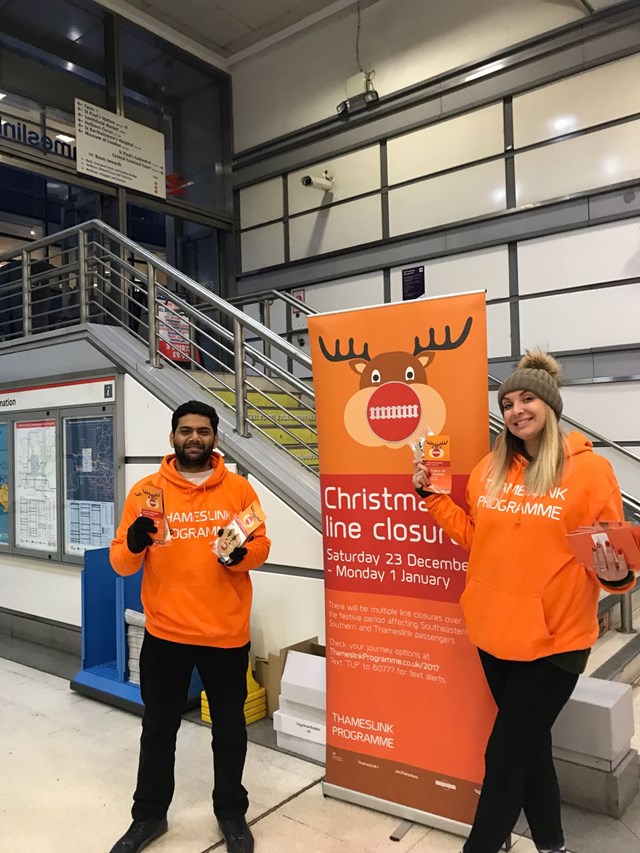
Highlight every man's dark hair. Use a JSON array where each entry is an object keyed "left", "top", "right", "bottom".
[{"left": 171, "top": 400, "right": 219, "bottom": 434}]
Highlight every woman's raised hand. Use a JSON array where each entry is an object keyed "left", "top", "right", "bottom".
[{"left": 412, "top": 459, "right": 432, "bottom": 492}]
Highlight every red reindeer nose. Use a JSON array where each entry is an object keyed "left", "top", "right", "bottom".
[{"left": 366, "top": 382, "right": 421, "bottom": 442}]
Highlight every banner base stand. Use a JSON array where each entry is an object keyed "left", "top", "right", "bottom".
[
  {"left": 322, "top": 782, "right": 471, "bottom": 841},
  {"left": 390, "top": 819, "right": 413, "bottom": 841}
]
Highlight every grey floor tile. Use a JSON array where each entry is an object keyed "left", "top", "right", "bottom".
[
  {"left": 560, "top": 802, "right": 640, "bottom": 853},
  {"left": 0, "top": 634, "right": 79, "bottom": 680}
]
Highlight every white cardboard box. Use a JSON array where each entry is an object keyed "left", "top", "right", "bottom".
[
  {"left": 278, "top": 697, "right": 326, "bottom": 725},
  {"left": 275, "top": 730, "right": 326, "bottom": 764},
  {"left": 274, "top": 708, "right": 326, "bottom": 745},
  {"left": 280, "top": 651, "right": 326, "bottom": 710}
]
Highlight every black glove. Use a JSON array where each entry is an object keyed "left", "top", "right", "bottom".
[
  {"left": 219, "top": 546, "right": 248, "bottom": 567},
  {"left": 216, "top": 529, "right": 247, "bottom": 566},
  {"left": 415, "top": 485, "right": 435, "bottom": 498},
  {"left": 127, "top": 516, "right": 157, "bottom": 553}
]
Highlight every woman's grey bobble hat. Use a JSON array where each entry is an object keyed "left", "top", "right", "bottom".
[{"left": 497, "top": 351, "right": 563, "bottom": 418}]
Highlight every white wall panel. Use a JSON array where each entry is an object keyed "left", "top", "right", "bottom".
[
  {"left": 388, "top": 104, "right": 504, "bottom": 185},
  {"left": 250, "top": 572, "right": 325, "bottom": 659},
  {"left": 289, "top": 196, "right": 382, "bottom": 260},
  {"left": 513, "top": 55, "right": 640, "bottom": 148},
  {"left": 124, "top": 376, "right": 172, "bottom": 456},
  {"left": 390, "top": 246, "right": 510, "bottom": 302},
  {"left": 595, "top": 447, "right": 640, "bottom": 501},
  {"left": 239, "top": 178, "right": 283, "bottom": 229},
  {"left": 389, "top": 160, "right": 506, "bottom": 236},
  {"left": 301, "top": 272, "right": 385, "bottom": 314},
  {"left": 518, "top": 218, "right": 640, "bottom": 294},
  {"left": 515, "top": 121, "right": 640, "bottom": 206},
  {"left": 520, "top": 282, "right": 640, "bottom": 351},
  {"left": 241, "top": 223, "right": 285, "bottom": 272},
  {"left": 232, "top": 0, "right": 582, "bottom": 151},
  {"left": 249, "top": 475, "right": 322, "bottom": 571},
  {"left": 487, "top": 303, "right": 512, "bottom": 359},
  {"left": 288, "top": 146, "right": 380, "bottom": 215},
  {"left": 125, "top": 463, "right": 161, "bottom": 492},
  {"left": 0, "top": 556, "right": 80, "bottom": 625},
  {"left": 562, "top": 384, "right": 640, "bottom": 443}
]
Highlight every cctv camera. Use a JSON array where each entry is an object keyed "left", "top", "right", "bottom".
[{"left": 300, "top": 170, "right": 334, "bottom": 191}]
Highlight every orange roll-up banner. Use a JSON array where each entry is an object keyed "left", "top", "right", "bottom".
[{"left": 309, "top": 292, "right": 496, "bottom": 832}]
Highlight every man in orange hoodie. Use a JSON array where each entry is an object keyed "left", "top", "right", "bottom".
[{"left": 108, "top": 401, "right": 270, "bottom": 853}]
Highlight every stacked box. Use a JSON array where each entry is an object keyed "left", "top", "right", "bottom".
[
  {"left": 201, "top": 664, "right": 266, "bottom": 725},
  {"left": 124, "top": 608, "right": 145, "bottom": 686},
  {"left": 254, "top": 636, "right": 321, "bottom": 717},
  {"left": 273, "top": 651, "right": 326, "bottom": 763}
]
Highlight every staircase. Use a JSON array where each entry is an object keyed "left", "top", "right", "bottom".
[{"left": 199, "top": 374, "right": 319, "bottom": 472}]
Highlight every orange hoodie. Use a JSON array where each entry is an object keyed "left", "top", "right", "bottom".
[
  {"left": 110, "top": 454, "right": 271, "bottom": 648},
  {"left": 423, "top": 431, "right": 635, "bottom": 661}
]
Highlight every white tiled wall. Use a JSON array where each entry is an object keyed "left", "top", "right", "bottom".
[
  {"left": 387, "top": 103, "right": 504, "bottom": 185},
  {"left": 486, "top": 302, "right": 512, "bottom": 359},
  {"left": 241, "top": 222, "right": 286, "bottom": 272},
  {"left": 390, "top": 245, "right": 510, "bottom": 302},
  {"left": 289, "top": 195, "right": 382, "bottom": 260},
  {"left": 519, "top": 281, "right": 640, "bottom": 351},
  {"left": 287, "top": 146, "right": 381, "bottom": 215},
  {"left": 515, "top": 120, "right": 640, "bottom": 206},
  {"left": 239, "top": 178, "right": 283, "bottom": 230},
  {"left": 513, "top": 54, "right": 640, "bottom": 148},
  {"left": 389, "top": 160, "right": 506, "bottom": 236},
  {"left": 518, "top": 217, "right": 640, "bottom": 294}
]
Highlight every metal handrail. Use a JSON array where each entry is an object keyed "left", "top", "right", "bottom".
[
  {"left": 0, "top": 219, "right": 319, "bottom": 474},
  {"left": 229, "top": 288, "right": 319, "bottom": 317}
]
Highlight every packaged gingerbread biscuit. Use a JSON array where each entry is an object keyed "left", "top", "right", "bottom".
[{"left": 213, "top": 500, "right": 266, "bottom": 564}]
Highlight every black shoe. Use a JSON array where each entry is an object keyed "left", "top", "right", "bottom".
[
  {"left": 109, "top": 817, "right": 168, "bottom": 852},
  {"left": 218, "top": 816, "right": 254, "bottom": 853}
]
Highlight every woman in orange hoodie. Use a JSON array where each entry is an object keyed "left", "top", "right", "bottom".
[{"left": 412, "top": 352, "right": 635, "bottom": 853}]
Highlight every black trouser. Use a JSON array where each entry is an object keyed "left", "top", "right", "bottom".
[
  {"left": 132, "top": 631, "right": 250, "bottom": 822},
  {"left": 464, "top": 650, "right": 579, "bottom": 853}
]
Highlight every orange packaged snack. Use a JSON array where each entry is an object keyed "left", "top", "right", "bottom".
[
  {"left": 410, "top": 434, "right": 451, "bottom": 493},
  {"left": 567, "top": 522, "right": 640, "bottom": 572},
  {"left": 134, "top": 485, "right": 171, "bottom": 545},
  {"left": 214, "top": 500, "right": 267, "bottom": 564}
]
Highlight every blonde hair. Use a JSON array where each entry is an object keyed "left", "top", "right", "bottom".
[{"left": 487, "top": 402, "right": 565, "bottom": 498}]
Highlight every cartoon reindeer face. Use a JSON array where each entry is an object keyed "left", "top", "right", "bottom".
[
  {"left": 426, "top": 437, "right": 449, "bottom": 459},
  {"left": 319, "top": 317, "right": 472, "bottom": 448}
]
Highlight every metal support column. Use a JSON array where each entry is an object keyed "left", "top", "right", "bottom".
[
  {"left": 78, "top": 228, "right": 88, "bottom": 324},
  {"left": 234, "top": 318, "right": 249, "bottom": 436},
  {"left": 21, "top": 250, "right": 31, "bottom": 337},
  {"left": 619, "top": 592, "right": 635, "bottom": 634},
  {"left": 147, "top": 261, "right": 159, "bottom": 368}
]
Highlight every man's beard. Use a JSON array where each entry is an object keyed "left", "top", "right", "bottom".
[{"left": 174, "top": 441, "right": 213, "bottom": 469}]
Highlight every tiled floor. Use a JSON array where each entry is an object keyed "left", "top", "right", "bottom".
[{"left": 1, "top": 656, "right": 639, "bottom": 853}]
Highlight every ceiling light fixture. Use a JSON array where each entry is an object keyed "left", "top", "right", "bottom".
[{"left": 56, "top": 134, "right": 75, "bottom": 143}]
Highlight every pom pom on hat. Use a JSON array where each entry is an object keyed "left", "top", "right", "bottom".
[{"left": 498, "top": 350, "right": 563, "bottom": 418}]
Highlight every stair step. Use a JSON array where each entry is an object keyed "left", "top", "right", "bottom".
[
  {"left": 213, "top": 388, "right": 310, "bottom": 410},
  {"left": 198, "top": 371, "right": 312, "bottom": 396},
  {"left": 285, "top": 445, "right": 320, "bottom": 466},
  {"left": 257, "top": 426, "right": 317, "bottom": 447},
  {"left": 247, "top": 410, "right": 316, "bottom": 429}
]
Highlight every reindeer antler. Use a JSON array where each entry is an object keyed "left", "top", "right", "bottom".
[
  {"left": 413, "top": 316, "right": 473, "bottom": 355},
  {"left": 319, "top": 337, "right": 370, "bottom": 362}
]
